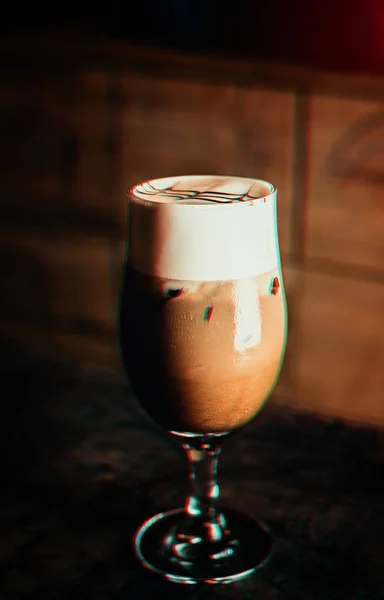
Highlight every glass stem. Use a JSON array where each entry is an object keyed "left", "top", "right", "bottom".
[
  {"left": 168, "top": 437, "right": 234, "bottom": 564},
  {"left": 184, "top": 441, "right": 221, "bottom": 523}
]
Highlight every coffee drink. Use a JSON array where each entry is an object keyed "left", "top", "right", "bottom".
[{"left": 119, "top": 176, "right": 286, "bottom": 433}]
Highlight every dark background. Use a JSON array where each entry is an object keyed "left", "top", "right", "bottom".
[
  {"left": 0, "top": 5, "right": 383, "bottom": 598},
  {"left": 1, "top": 0, "right": 383, "bottom": 73},
  {"left": 0, "top": 1, "right": 383, "bottom": 425}
]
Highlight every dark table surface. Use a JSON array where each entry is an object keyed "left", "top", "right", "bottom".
[{"left": 1, "top": 342, "right": 383, "bottom": 599}]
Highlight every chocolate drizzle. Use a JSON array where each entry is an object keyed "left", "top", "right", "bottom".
[{"left": 136, "top": 182, "right": 265, "bottom": 204}]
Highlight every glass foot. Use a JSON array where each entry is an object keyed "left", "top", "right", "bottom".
[{"left": 133, "top": 507, "right": 273, "bottom": 585}]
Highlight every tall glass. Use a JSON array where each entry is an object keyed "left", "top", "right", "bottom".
[{"left": 119, "top": 175, "right": 287, "bottom": 584}]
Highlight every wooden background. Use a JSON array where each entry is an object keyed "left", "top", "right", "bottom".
[{"left": 0, "top": 31, "right": 383, "bottom": 426}]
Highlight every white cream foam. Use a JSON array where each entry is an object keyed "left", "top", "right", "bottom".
[{"left": 128, "top": 175, "right": 279, "bottom": 281}]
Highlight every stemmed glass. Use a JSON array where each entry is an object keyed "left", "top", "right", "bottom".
[{"left": 119, "top": 175, "right": 287, "bottom": 584}]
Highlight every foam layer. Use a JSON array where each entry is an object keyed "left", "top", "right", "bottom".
[{"left": 128, "top": 175, "right": 279, "bottom": 281}]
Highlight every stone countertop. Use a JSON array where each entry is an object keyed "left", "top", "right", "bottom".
[{"left": 1, "top": 342, "right": 383, "bottom": 599}]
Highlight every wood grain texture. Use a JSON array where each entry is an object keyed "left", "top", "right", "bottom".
[
  {"left": 305, "top": 95, "right": 384, "bottom": 272},
  {"left": 231, "top": 86, "right": 293, "bottom": 257},
  {"left": 0, "top": 32, "right": 383, "bottom": 424},
  {"left": 0, "top": 70, "right": 122, "bottom": 237},
  {"left": 121, "top": 75, "right": 237, "bottom": 184},
  {"left": 288, "top": 92, "right": 310, "bottom": 265},
  {"left": 0, "top": 72, "right": 69, "bottom": 208},
  {"left": 294, "top": 271, "right": 384, "bottom": 426},
  {"left": 0, "top": 234, "right": 115, "bottom": 363}
]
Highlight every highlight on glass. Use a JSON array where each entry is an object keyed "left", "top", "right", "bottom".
[{"left": 118, "top": 175, "right": 288, "bottom": 584}]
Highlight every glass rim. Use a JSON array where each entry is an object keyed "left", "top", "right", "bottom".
[{"left": 127, "top": 175, "right": 276, "bottom": 208}]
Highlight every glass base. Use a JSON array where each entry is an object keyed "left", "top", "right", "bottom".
[{"left": 133, "top": 507, "right": 273, "bottom": 585}]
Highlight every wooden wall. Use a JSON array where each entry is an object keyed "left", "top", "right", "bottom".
[{"left": 0, "top": 32, "right": 383, "bottom": 425}]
